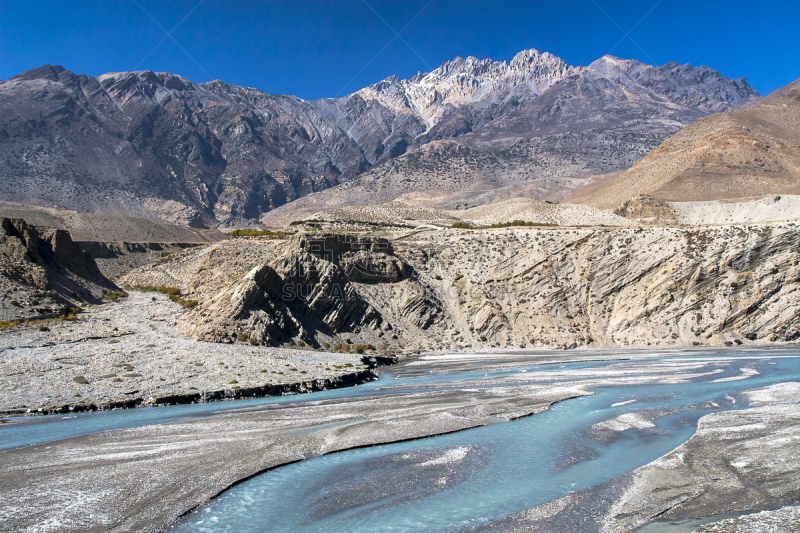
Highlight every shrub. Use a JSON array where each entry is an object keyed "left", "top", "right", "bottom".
[
  {"left": 237, "top": 332, "right": 248, "bottom": 342},
  {"left": 230, "top": 228, "right": 283, "bottom": 237},
  {"left": 72, "top": 375, "right": 89, "bottom": 384},
  {"left": 39, "top": 326, "right": 50, "bottom": 332},
  {"left": 734, "top": 339, "right": 743, "bottom": 345},
  {"left": 744, "top": 332, "right": 758, "bottom": 341},
  {"left": 450, "top": 220, "right": 558, "bottom": 230},
  {"left": 130, "top": 285, "right": 197, "bottom": 308},
  {"left": 450, "top": 221, "right": 476, "bottom": 229},
  {"left": 228, "top": 379, "right": 238, "bottom": 384},
  {"left": 105, "top": 291, "right": 128, "bottom": 301}
]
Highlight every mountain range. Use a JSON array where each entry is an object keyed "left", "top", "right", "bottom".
[{"left": 0, "top": 49, "right": 757, "bottom": 227}]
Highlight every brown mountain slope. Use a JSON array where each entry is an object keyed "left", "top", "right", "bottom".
[
  {"left": 572, "top": 80, "right": 800, "bottom": 210},
  {"left": 737, "top": 78, "right": 800, "bottom": 111}
]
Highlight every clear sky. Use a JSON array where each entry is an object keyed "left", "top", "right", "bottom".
[{"left": 1, "top": 0, "right": 798, "bottom": 99}]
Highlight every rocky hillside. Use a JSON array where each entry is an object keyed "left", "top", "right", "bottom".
[
  {"left": 0, "top": 218, "right": 118, "bottom": 321},
  {"left": 0, "top": 202, "right": 227, "bottom": 277},
  {"left": 577, "top": 78, "right": 800, "bottom": 209},
  {"left": 0, "top": 52, "right": 756, "bottom": 227},
  {"left": 122, "top": 224, "right": 800, "bottom": 351}
]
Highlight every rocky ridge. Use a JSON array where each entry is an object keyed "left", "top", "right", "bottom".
[{"left": 0, "top": 201, "right": 226, "bottom": 277}]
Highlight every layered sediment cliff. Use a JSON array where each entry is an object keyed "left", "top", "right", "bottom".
[{"left": 122, "top": 224, "right": 800, "bottom": 350}]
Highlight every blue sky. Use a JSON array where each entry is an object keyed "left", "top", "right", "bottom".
[{"left": 1, "top": 1, "right": 798, "bottom": 99}]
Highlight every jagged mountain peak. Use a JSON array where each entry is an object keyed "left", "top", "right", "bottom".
[
  {"left": 98, "top": 70, "right": 195, "bottom": 88},
  {"left": 578, "top": 56, "right": 757, "bottom": 113},
  {"left": 427, "top": 54, "right": 504, "bottom": 78},
  {"left": 510, "top": 48, "right": 567, "bottom": 68},
  {"left": 10, "top": 64, "right": 71, "bottom": 82},
  {"left": 419, "top": 48, "right": 572, "bottom": 85}
]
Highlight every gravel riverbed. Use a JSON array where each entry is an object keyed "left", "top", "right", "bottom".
[{"left": 0, "top": 292, "right": 372, "bottom": 415}]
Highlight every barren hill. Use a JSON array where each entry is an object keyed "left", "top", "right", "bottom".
[
  {"left": 0, "top": 201, "right": 224, "bottom": 242},
  {"left": 457, "top": 198, "right": 635, "bottom": 227},
  {"left": 573, "top": 79, "right": 800, "bottom": 210}
]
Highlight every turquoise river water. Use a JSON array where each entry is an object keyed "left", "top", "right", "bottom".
[{"left": 2, "top": 349, "right": 799, "bottom": 532}]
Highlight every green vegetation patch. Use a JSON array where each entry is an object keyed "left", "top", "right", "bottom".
[
  {"left": 130, "top": 285, "right": 198, "bottom": 308},
  {"left": 103, "top": 291, "right": 128, "bottom": 301},
  {"left": 451, "top": 220, "right": 558, "bottom": 230},
  {"left": 0, "top": 311, "right": 79, "bottom": 331},
  {"left": 230, "top": 228, "right": 286, "bottom": 238}
]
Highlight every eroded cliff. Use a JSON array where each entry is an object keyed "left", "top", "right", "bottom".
[{"left": 121, "top": 224, "right": 800, "bottom": 352}]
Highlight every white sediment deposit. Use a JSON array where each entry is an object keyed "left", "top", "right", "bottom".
[
  {"left": 457, "top": 197, "right": 637, "bottom": 227},
  {"left": 0, "top": 292, "right": 372, "bottom": 414},
  {"left": 670, "top": 195, "right": 800, "bottom": 225}
]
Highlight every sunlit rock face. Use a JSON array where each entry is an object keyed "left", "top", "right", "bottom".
[{"left": 124, "top": 222, "right": 800, "bottom": 352}]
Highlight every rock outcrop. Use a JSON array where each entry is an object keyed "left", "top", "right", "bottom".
[
  {"left": 614, "top": 195, "right": 679, "bottom": 224},
  {"left": 169, "top": 234, "right": 417, "bottom": 346},
  {"left": 0, "top": 218, "right": 119, "bottom": 320}
]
